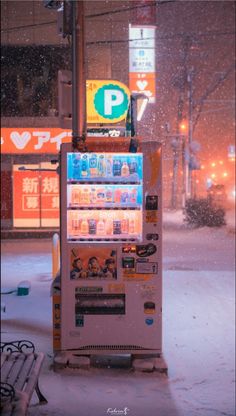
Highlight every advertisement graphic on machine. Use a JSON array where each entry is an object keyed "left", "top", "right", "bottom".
[{"left": 70, "top": 247, "right": 117, "bottom": 280}]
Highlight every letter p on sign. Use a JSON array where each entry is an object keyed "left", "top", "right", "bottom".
[
  {"left": 104, "top": 90, "right": 124, "bottom": 115},
  {"left": 94, "top": 83, "right": 129, "bottom": 122}
]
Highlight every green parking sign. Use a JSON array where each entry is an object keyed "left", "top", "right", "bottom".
[{"left": 86, "top": 80, "right": 130, "bottom": 124}]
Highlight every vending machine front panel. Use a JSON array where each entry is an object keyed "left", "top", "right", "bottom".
[{"left": 59, "top": 139, "right": 162, "bottom": 355}]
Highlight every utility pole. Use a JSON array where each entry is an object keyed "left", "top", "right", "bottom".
[
  {"left": 186, "top": 69, "right": 193, "bottom": 198},
  {"left": 72, "top": 0, "right": 86, "bottom": 151}
]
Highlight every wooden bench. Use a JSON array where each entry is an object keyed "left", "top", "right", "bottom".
[{"left": 1, "top": 340, "right": 47, "bottom": 416}]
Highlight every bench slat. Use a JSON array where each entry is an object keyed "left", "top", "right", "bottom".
[
  {"left": 23, "top": 353, "right": 45, "bottom": 400},
  {"left": 14, "top": 354, "right": 35, "bottom": 392},
  {"left": 1, "top": 354, "right": 20, "bottom": 383},
  {"left": 1, "top": 352, "right": 8, "bottom": 368},
  {"left": 7, "top": 354, "right": 26, "bottom": 387}
]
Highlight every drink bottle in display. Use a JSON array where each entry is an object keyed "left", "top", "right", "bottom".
[
  {"left": 105, "top": 187, "right": 113, "bottom": 203},
  {"left": 121, "top": 216, "right": 129, "bottom": 234},
  {"left": 129, "top": 188, "right": 137, "bottom": 204},
  {"left": 72, "top": 155, "right": 81, "bottom": 179},
  {"left": 129, "top": 158, "right": 138, "bottom": 174},
  {"left": 71, "top": 186, "right": 81, "bottom": 205},
  {"left": 90, "top": 187, "right": 97, "bottom": 204},
  {"left": 88, "top": 219, "right": 97, "bottom": 235},
  {"left": 97, "top": 218, "right": 105, "bottom": 235},
  {"left": 80, "top": 187, "right": 90, "bottom": 204},
  {"left": 114, "top": 188, "right": 121, "bottom": 203},
  {"left": 81, "top": 155, "right": 88, "bottom": 177},
  {"left": 106, "top": 155, "right": 113, "bottom": 177},
  {"left": 129, "top": 214, "right": 136, "bottom": 234},
  {"left": 98, "top": 155, "right": 106, "bottom": 176},
  {"left": 105, "top": 218, "right": 113, "bottom": 235},
  {"left": 96, "top": 188, "right": 106, "bottom": 203},
  {"left": 121, "top": 161, "right": 130, "bottom": 177},
  {"left": 89, "top": 154, "right": 98, "bottom": 177},
  {"left": 121, "top": 189, "right": 129, "bottom": 203},
  {"left": 113, "top": 159, "right": 122, "bottom": 176},
  {"left": 81, "top": 219, "right": 89, "bottom": 235},
  {"left": 71, "top": 212, "right": 80, "bottom": 234},
  {"left": 113, "top": 220, "right": 121, "bottom": 234}
]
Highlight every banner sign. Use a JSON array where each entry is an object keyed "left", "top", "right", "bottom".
[
  {"left": 129, "top": 25, "right": 156, "bottom": 103},
  {"left": 13, "top": 164, "right": 59, "bottom": 227},
  {"left": 1, "top": 128, "right": 71, "bottom": 154}
]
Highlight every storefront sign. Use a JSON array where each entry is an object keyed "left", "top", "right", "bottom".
[
  {"left": 13, "top": 164, "right": 59, "bottom": 227},
  {"left": 1, "top": 128, "right": 71, "bottom": 154},
  {"left": 129, "top": 25, "right": 156, "bottom": 103}
]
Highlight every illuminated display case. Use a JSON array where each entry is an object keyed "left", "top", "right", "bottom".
[{"left": 66, "top": 152, "right": 143, "bottom": 241}]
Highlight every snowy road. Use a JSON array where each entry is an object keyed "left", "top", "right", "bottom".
[{"left": 1, "top": 218, "right": 235, "bottom": 416}]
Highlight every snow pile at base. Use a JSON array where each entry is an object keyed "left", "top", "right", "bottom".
[{"left": 1, "top": 225, "right": 235, "bottom": 416}]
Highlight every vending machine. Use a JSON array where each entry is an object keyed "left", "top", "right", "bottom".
[{"left": 57, "top": 137, "right": 162, "bottom": 356}]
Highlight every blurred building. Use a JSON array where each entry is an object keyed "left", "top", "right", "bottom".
[{"left": 1, "top": 1, "right": 235, "bottom": 234}]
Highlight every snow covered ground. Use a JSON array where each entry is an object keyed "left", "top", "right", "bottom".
[{"left": 1, "top": 209, "right": 235, "bottom": 416}]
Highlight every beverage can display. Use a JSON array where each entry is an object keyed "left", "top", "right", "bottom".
[
  {"left": 88, "top": 219, "right": 97, "bottom": 235},
  {"left": 113, "top": 220, "right": 121, "bottom": 234}
]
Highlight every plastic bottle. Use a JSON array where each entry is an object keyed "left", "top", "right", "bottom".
[
  {"left": 105, "top": 187, "right": 113, "bottom": 203},
  {"left": 114, "top": 188, "right": 121, "bottom": 203},
  {"left": 129, "top": 187, "right": 137, "bottom": 204},
  {"left": 81, "top": 155, "right": 88, "bottom": 177},
  {"left": 71, "top": 186, "right": 80, "bottom": 205},
  {"left": 121, "top": 161, "right": 130, "bottom": 177},
  {"left": 106, "top": 155, "right": 113, "bottom": 177},
  {"left": 71, "top": 212, "right": 79, "bottom": 234},
  {"left": 105, "top": 218, "right": 113, "bottom": 235},
  {"left": 129, "top": 214, "right": 136, "bottom": 234},
  {"left": 129, "top": 158, "right": 138, "bottom": 174},
  {"left": 113, "top": 159, "right": 122, "bottom": 176},
  {"left": 80, "top": 218, "right": 89, "bottom": 235},
  {"left": 72, "top": 155, "right": 81, "bottom": 180},
  {"left": 97, "top": 217, "right": 105, "bottom": 235},
  {"left": 89, "top": 154, "right": 98, "bottom": 177},
  {"left": 121, "top": 214, "right": 129, "bottom": 234},
  {"left": 98, "top": 155, "right": 106, "bottom": 177}
]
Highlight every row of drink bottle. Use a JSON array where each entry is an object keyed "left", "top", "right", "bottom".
[
  {"left": 71, "top": 154, "right": 138, "bottom": 179},
  {"left": 70, "top": 186, "right": 138, "bottom": 205},
  {"left": 69, "top": 212, "right": 139, "bottom": 236}
]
